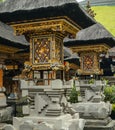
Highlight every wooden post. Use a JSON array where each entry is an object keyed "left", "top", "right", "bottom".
[{"left": 0, "top": 69, "right": 3, "bottom": 88}]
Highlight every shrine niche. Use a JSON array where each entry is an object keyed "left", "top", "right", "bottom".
[
  {"left": 82, "top": 52, "right": 94, "bottom": 71},
  {"left": 33, "top": 37, "right": 50, "bottom": 64},
  {"left": 79, "top": 51, "right": 103, "bottom": 75}
]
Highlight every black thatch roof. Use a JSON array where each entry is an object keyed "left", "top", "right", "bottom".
[
  {"left": 64, "top": 23, "right": 115, "bottom": 47},
  {"left": 0, "top": 0, "right": 96, "bottom": 28},
  {"left": 0, "top": 21, "right": 29, "bottom": 49},
  {"left": 79, "top": 0, "right": 115, "bottom": 6}
]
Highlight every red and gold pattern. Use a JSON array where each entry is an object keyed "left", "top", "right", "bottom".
[
  {"left": 33, "top": 37, "right": 51, "bottom": 64},
  {"left": 83, "top": 54, "right": 94, "bottom": 71}
]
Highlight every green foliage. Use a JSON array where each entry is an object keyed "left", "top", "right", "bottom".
[
  {"left": 68, "top": 85, "right": 79, "bottom": 103},
  {"left": 104, "top": 85, "right": 115, "bottom": 104},
  {"left": 92, "top": 6, "right": 115, "bottom": 36},
  {"left": 88, "top": 79, "right": 95, "bottom": 84},
  {"left": 112, "top": 104, "right": 115, "bottom": 112}
]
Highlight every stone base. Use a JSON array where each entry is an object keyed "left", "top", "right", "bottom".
[
  {"left": 0, "top": 107, "right": 13, "bottom": 123},
  {"left": 0, "top": 123, "right": 6, "bottom": 130},
  {"left": 3, "top": 114, "right": 85, "bottom": 130},
  {"left": 0, "top": 88, "right": 7, "bottom": 107},
  {"left": 84, "top": 120, "right": 115, "bottom": 130},
  {"left": 85, "top": 117, "right": 112, "bottom": 126}
]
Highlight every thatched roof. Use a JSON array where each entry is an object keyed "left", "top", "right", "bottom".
[
  {"left": 0, "top": 0, "right": 76, "bottom": 12},
  {"left": 64, "top": 23, "right": 115, "bottom": 47},
  {"left": 76, "top": 23, "right": 114, "bottom": 40},
  {"left": 0, "top": 21, "right": 29, "bottom": 48},
  {"left": 0, "top": 0, "right": 96, "bottom": 28}
]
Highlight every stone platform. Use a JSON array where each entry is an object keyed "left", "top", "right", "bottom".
[
  {"left": 0, "top": 123, "right": 6, "bottom": 130},
  {"left": 84, "top": 120, "right": 115, "bottom": 130}
]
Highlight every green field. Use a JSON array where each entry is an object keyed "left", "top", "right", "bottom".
[{"left": 92, "top": 6, "right": 115, "bottom": 36}]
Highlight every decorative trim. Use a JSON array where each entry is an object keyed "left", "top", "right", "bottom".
[
  {"left": 11, "top": 18, "right": 80, "bottom": 37},
  {"left": 0, "top": 45, "right": 19, "bottom": 53}
]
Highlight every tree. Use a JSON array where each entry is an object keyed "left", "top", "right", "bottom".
[{"left": 68, "top": 85, "right": 79, "bottom": 103}]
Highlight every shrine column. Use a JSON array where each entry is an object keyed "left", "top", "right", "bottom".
[
  {"left": 0, "top": 68, "right": 3, "bottom": 88},
  {"left": 0, "top": 64, "right": 7, "bottom": 107}
]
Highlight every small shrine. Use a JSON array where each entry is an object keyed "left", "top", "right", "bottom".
[{"left": 64, "top": 23, "right": 115, "bottom": 76}]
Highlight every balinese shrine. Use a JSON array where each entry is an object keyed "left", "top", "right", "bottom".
[
  {"left": 0, "top": 0, "right": 97, "bottom": 94},
  {"left": 0, "top": 0, "right": 114, "bottom": 100},
  {"left": 64, "top": 23, "right": 115, "bottom": 77},
  {"left": 0, "top": 1, "right": 115, "bottom": 130}
]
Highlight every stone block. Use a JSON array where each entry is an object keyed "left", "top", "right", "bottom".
[
  {"left": 72, "top": 102, "right": 112, "bottom": 119},
  {"left": 3, "top": 124, "right": 15, "bottom": 130},
  {"left": 0, "top": 93, "right": 7, "bottom": 107},
  {"left": 19, "top": 121, "right": 34, "bottom": 130},
  {"left": 38, "top": 122, "right": 54, "bottom": 130},
  {"left": 51, "top": 80, "right": 63, "bottom": 89},
  {"left": 22, "top": 105, "right": 30, "bottom": 115},
  {"left": 22, "top": 90, "right": 28, "bottom": 97}
]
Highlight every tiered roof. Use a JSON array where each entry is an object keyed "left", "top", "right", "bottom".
[
  {"left": 0, "top": 0, "right": 96, "bottom": 28},
  {"left": 64, "top": 23, "right": 115, "bottom": 47},
  {"left": 0, "top": 21, "right": 29, "bottom": 49}
]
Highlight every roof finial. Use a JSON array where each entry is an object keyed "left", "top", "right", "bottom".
[{"left": 85, "top": 0, "right": 96, "bottom": 18}]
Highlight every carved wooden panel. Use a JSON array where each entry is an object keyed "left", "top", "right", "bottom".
[
  {"left": 33, "top": 37, "right": 51, "bottom": 64},
  {"left": 83, "top": 54, "right": 94, "bottom": 71},
  {"left": 55, "top": 39, "right": 62, "bottom": 62}
]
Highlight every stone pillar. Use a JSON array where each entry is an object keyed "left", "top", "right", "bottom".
[{"left": 0, "top": 64, "right": 7, "bottom": 107}]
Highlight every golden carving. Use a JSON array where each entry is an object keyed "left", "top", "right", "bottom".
[
  {"left": 78, "top": 51, "right": 103, "bottom": 75},
  {"left": 11, "top": 18, "right": 80, "bottom": 37},
  {"left": 19, "top": 61, "right": 33, "bottom": 79},
  {"left": 0, "top": 45, "right": 19, "bottom": 53},
  {"left": 30, "top": 33, "right": 64, "bottom": 70},
  {"left": 6, "top": 65, "right": 18, "bottom": 70},
  {"left": 9, "top": 17, "right": 80, "bottom": 72},
  {"left": 71, "top": 44, "right": 110, "bottom": 53},
  {"left": 70, "top": 43, "right": 110, "bottom": 75}
]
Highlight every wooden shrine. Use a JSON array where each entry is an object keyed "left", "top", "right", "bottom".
[
  {"left": 10, "top": 18, "right": 79, "bottom": 82},
  {"left": 64, "top": 23, "right": 115, "bottom": 75}
]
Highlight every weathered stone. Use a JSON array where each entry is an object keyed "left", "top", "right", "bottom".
[
  {"left": 10, "top": 79, "right": 85, "bottom": 130},
  {"left": 0, "top": 107, "right": 12, "bottom": 123},
  {"left": 3, "top": 124, "right": 15, "bottom": 130},
  {"left": 19, "top": 121, "right": 34, "bottom": 130},
  {"left": 72, "top": 102, "right": 111, "bottom": 119},
  {"left": 38, "top": 122, "right": 54, "bottom": 130},
  {"left": 51, "top": 79, "right": 63, "bottom": 89}
]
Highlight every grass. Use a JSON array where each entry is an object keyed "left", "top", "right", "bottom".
[{"left": 92, "top": 6, "right": 115, "bottom": 36}]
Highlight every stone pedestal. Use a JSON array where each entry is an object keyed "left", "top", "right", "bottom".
[
  {"left": 0, "top": 67, "right": 7, "bottom": 107},
  {"left": 3, "top": 79, "right": 85, "bottom": 130},
  {"left": 3, "top": 114, "right": 85, "bottom": 130},
  {"left": 73, "top": 79, "right": 115, "bottom": 130},
  {"left": 72, "top": 102, "right": 115, "bottom": 130},
  {"left": 0, "top": 87, "right": 7, "bottom": 107},
  {"left": 84, "top": 120, "right": 115, "bottom": 130}
]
